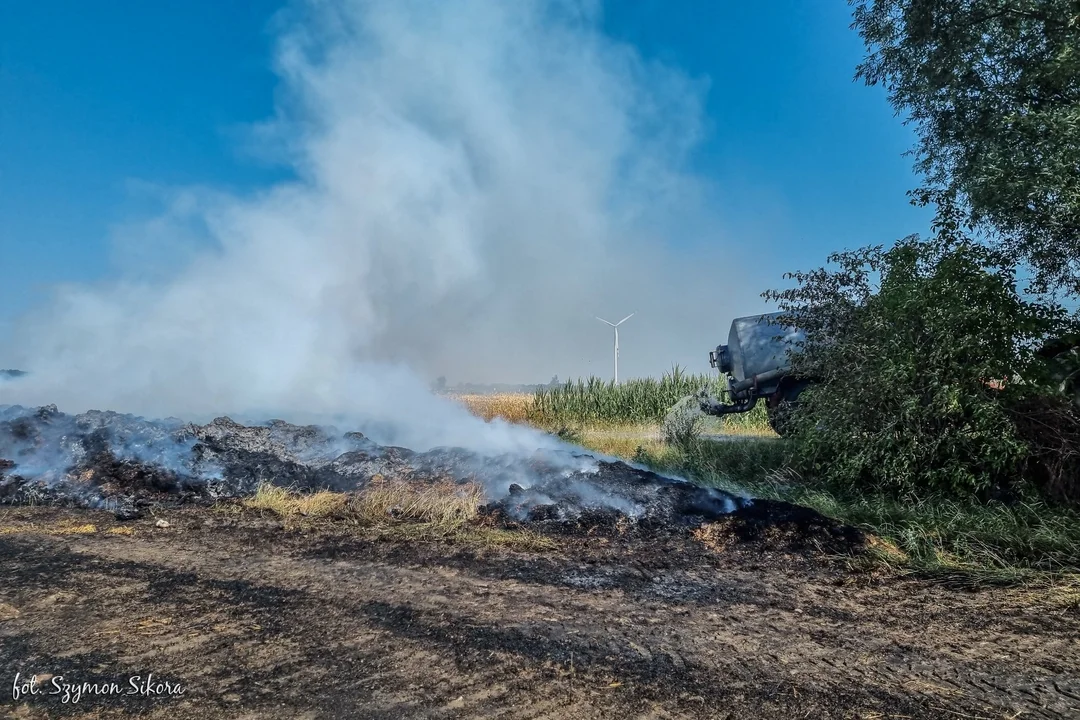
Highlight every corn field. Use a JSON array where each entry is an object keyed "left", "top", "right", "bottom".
[{"left": 529, "top": 366, "right": 726, "bottom": 426}]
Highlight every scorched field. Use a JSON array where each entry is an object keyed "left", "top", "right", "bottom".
[{"left": 1, "top": 400, "right": 1078, "bottom": 720}]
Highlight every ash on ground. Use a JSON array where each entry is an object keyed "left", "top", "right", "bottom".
[{"left": 0, "top": 404, "right": 750, "bottom": 526}]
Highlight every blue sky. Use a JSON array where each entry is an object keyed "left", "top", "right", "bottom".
[{"left": 0, "top": 0, "right": 931, "bottom": 342}]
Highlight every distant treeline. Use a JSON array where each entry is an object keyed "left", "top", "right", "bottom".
[{"left": 0, "top": 369, "right": 27, "bottom": 378}]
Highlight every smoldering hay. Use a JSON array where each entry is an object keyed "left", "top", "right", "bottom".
[
  {"left": 0, "top": 404, "right": 747, "bottom": 524},
  {"left": 0, "top": 0, "right": 761, "bottom": 517}
]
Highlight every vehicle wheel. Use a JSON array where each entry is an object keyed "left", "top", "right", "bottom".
[{"left": 766, "top": 400, "right": 797, "bottom": 437}]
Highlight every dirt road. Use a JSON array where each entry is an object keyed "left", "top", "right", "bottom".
[{"left": 2, "top": 506, "right": 1078, "bottom": 719}]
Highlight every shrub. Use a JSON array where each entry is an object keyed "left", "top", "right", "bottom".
[
  {"left": 661, "top": 396, "right": 704, "bottom": 451},
  {"left": 765, "top": 205, "right": 1075, "bottom": 500}
]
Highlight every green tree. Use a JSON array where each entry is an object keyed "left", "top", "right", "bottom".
[{"left": 851, "top": 0, "right": 1080, "bottom": 293}]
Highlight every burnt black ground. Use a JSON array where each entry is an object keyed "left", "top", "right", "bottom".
[{"left": 1, "top": 506, "right": 1078, "bottom": 720}]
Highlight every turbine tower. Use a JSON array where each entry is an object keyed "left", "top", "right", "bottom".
[{"left": 595, "top": 313, "right": 635, "bottom": 384}]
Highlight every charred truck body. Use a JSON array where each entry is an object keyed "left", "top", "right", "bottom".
[{"left": 700, "top": 312, "right": 809, "bottom": 436}]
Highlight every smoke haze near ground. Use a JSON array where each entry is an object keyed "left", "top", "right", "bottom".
[{"left": 0, "top": 0, "right": 766, "bottom": 449}]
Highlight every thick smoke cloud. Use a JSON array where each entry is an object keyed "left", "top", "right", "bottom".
[{"left": 1, "top": 0, "right": 764, "bottom": 450}]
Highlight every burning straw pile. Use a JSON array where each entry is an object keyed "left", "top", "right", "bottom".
[{"left": 0, "top": 404, "right": 750, "bottom": 531}]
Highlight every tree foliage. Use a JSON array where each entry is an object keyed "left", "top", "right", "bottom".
[
  {"left": 764, "top": 203, "right": 1073, "bottom": 498},
  {"left": 851, "top": 0, "right": 1080, "bottom": 292}
]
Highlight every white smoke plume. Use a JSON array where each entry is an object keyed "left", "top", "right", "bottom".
[{"left": 1, "top": 0, "right": 765, "bottom": 452}]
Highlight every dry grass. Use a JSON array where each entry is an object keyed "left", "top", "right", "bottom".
[
  {"left": 54, "top": 522, "right": 97, "bottom": 535},
  {"left": 864, "top": 534, "right": 912, "bottom": 565},
  {"left": 693, "top": 522, "right": 734, "bottom": 553},
  {"left": 721, "top": 421, "right": 778, "bottom": 437},
  {"left": 1010, "top": 577, "right": 1080, "bottom": 610},
  {"left": 240, "top": 480, "right": 555, "bottom": 551},
  {"left": 450, "top": 393, "right": 534, "bottom": 423},
  {"left": 353, "top": 476, "right": 483, "bottom": 526},
  {"left": 243, "top": 484, "right": 350, "bottom": 518},
  {"left": 242, "top": 479, "right": 481, "bottom": 526},
  {"left": 578, "top": 430, "right": 667, "bottom": 460},
  {"left": 0, "top": 520, "right": 101, "bottom": 536}
]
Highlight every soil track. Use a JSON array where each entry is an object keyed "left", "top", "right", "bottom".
[{"left": 1, "top": 506, "right": 1078, "bottom": 719}]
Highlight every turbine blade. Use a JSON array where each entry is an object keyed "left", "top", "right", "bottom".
[
  {"left": 616, "top": 312, "right": 635, "bottom": 326},
  {"left": 595, "top": 316, "right": 615, "bottom": 326}
]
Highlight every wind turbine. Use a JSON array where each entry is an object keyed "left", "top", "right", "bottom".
[{"left": 595, "top": 313, "right": 635, "bottom": 384}]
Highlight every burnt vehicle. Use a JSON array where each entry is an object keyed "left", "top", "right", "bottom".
[{"left": 699, "top": 312, "right": 809, "bottom": 436}]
